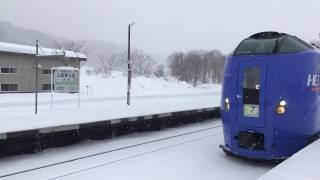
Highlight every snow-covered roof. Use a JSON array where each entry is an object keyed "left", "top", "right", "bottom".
[
  {"left": 0, "top": 42, "right": 87, "bottom": 60},
  {"left": 53, "top": 66, "right": 79, "bottom": 70}
]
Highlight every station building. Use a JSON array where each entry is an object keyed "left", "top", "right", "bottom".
[{"left": 0, "top": 42, "right": 87, "bottom": 93}]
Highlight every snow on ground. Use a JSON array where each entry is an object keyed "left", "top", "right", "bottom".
[
  {"left": 0, "top": 120, "right": 274, "bottom": 180},
  {"left": 258, "top": 138, "right": 320, "bottom": 180},
  {"left": 0, "top": 67, "right": 221, "bottom": 133}
]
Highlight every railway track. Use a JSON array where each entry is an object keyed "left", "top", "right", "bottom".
[{"left": 0, "top": 124, "right": 222, "bottom": 179}]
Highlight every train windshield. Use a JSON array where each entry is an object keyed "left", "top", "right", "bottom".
[
  {"left": 278, "top": 36, "right": 311, "bottom": 54},
  {"left": 234, "top": 38, "right": 277, "bottom": 55},
  {"left": 234, "top": 35, "right": 313, "bottom": 56}
]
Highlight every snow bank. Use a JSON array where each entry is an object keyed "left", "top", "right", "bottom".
[{"left": 257, "top": 140, "right": 320, "bottom": 180}]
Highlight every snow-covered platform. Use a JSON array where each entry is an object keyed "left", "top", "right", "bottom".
[
  {"left": 257, "top": 139, "right": 320, "bottom": 180},
  {"left": 0, "top": 104, "right": 220, "bottom": 158},
  {"left": 0, "top": 67, "right": 222, "bottom": 158},
  {"left": 0, "top": 68, "right": 221, "bottom": 134},
  {"left": 0, "top": 94, "right": 220, "bottom": 134}
]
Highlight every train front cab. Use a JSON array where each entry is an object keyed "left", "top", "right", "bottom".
[
  {"left": 220, "top": 32, "right": 318, "bottom": 161},
  {"left": 220, "top": 59, "right": 276, "bottom": 160}
]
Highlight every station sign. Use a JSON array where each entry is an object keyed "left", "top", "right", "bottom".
[{"left": 53, "top": 69, "right": 78, "bottom": 93}]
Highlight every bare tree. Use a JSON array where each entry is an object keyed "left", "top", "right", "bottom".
[
  {"left": 53, "top": 40, "right": 90, "bottom": 55},
  {"left": 153, "top": 64, "right": 165, "bottom": 78},
  {"left": 108, "top": 49, "right": 156, "bottom": 77},
  {"left": 131, "top": 49, "right": 156, "bottom": 77},
  {"left": 168, "top": 50, "right": 225, "bottom": 86},
  {"left": 53, "top": 40, "right": 90, "bottom": 66},
  {"left": 185, "top": 50, "right": 203, "bottom": 86},
  {"left": 207, "top": 50, "right": 225, "bottom": 83},
  {"left": 168, "top": 52, "right": 185, "bottom": 81},
  {"left": 97, "top": 53, "right": 122, "bottom": 77}
]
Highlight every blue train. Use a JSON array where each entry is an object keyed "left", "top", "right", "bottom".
[{"left": 220, "top": 31, "right": 320, "bottom": 161}]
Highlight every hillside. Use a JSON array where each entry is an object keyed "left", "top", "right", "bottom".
[{"left": 0, "top": 21, "right": 124, "bottom": 67}]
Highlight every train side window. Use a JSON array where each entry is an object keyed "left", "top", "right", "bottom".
[{"left": 278, "top": 36, "right": 311, "bottom": 54}]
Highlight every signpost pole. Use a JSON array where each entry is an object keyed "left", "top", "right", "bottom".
[
  {"left": 78, "top": 69, "right": 80, "bottom": 108},
  {"left": 50, "top": 68, "right": 54, "bottom": 110},
  {"left": 127, "top": 24, "right": 131, "bottom": 105},
  {"left": 35, "top": 40, "right": 39, "bottom": 114}
]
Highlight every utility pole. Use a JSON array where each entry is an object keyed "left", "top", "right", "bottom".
[
  {"left": 35, "top": 40, "right": 39, "bottom": 114},
  {"left": 127, "top": 23, "right": 134, "bottom": 105}
]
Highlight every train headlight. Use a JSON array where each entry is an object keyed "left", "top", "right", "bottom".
[
  {"left": 276, "top": 100, "right": 286, "bottom": 115},
  {"left": 279, "top": 100, "right": 286, "bottom": 106},
  {"left": 224, "top": 98, "right": 230, "bottom": 111}
]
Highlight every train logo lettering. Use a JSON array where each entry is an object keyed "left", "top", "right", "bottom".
[
  {"left": 307, "top": 74, "right": 320, "bottom": 86},
  {"left": 307, "top": 74, "right": 320, "bottom": 93}
]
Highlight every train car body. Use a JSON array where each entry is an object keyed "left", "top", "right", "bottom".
[{"left": 220, "top": 32, "right": 320, "bottom": 160}]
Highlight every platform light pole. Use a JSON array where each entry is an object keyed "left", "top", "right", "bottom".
[{"left": 127, "top": 22, "right": 135, "bottom": 106}]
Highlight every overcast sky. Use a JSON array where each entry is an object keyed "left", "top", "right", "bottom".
[{"left": 0, "top": 0, "right": 320, "bottom": 55}]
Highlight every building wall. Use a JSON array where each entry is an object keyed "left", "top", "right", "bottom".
[{"left": 0, "top": 53, "right": 81, "bottom": 93}]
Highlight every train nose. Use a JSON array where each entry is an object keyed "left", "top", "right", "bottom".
[{"left": 236, "top": 131, "right": 264, "bottom": 150}]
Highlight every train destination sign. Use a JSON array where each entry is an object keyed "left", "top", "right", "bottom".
[{"left": 53, "top": 69, "right": 78, "bottom": 93}]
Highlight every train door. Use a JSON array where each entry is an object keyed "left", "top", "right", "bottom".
[{"left": 237, "top": 61, "right": 266, "bottom": 127}]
